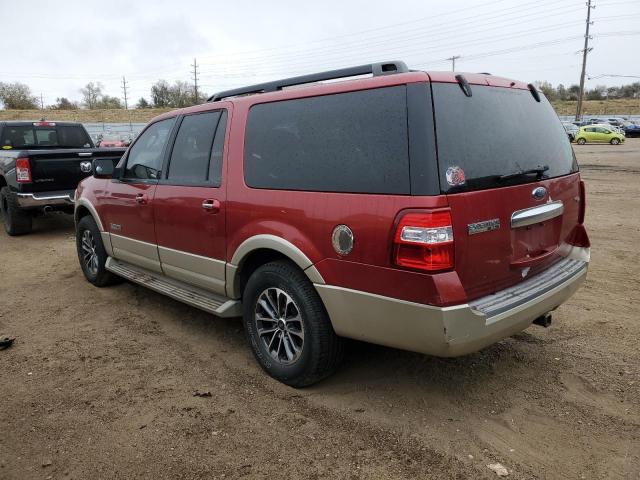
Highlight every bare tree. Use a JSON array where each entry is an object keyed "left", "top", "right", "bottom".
[{"left": 80, "top": 82, "right": 103, "bottom": 109}]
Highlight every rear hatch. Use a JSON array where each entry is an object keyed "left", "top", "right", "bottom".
[
  {"left": 25, "top": 149, "right": 126, "bottom": 192},
  {"left": 431, "top": 79, "right": 582, "bottom": 301}
]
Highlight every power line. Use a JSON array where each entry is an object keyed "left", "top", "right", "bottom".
[{"left": 576, "top": 0, "right": 595, "bottom": 121}]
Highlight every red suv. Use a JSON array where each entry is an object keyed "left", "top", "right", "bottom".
[{"left": 74, "top": 61, "right": 590, "bottom": 387}]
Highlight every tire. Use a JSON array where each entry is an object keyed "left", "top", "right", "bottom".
[
  {"left": 76, "top": 215, "right": 120, "bottom": 287},
  {"left": 0, "top": 186, "right": 32, "bottom": 236},
  {"left": 243, "top": 260, "right": 344, "bottom": 387},
  {"left": 610, "top": 138, "right": 620, "bottom": 145},
  {"left": 577, "top": 138, "right": 586, "bottom": 145}
]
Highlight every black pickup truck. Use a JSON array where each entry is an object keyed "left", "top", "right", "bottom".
[{"left": 0, "top": 121, "right": 126, "bottom": 235}]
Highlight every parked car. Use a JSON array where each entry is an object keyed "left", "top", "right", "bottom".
[
  {"left": 606, "top": 117, "right": 625, "bottom": 127},
  {"left": 0, "top": 121, "right": 126, "bottom": 235},
  {"left": 74, "top": 62, "right": 590, "bottom": 387},
  {"left": 97, "top": 134, "right": 130, "bottom": 148},
  {"left": 574, "top": 125, "right": 626, "bottom": 144},
  {"left": 623, "top": 123, "right": 640, "bottom": 138},
  {"left": 562, "top": 122, "right": 579, "bottom": 141}
]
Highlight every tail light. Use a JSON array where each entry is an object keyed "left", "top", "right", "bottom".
[
  {"left": 578, "top": 180, "right": 586, "bottom": 224},
  {"left": 16, "top": 157, "right": 32, "bottom": 183},
  {"left": 393, "top": 210, "right": 454, "bottom": 272}
]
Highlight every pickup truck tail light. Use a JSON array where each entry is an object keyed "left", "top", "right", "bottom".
[
  {"left": 393, "top": 210, "right": 455, "bottom": 272},
  {"left": 16, "top": 157, "right": 32, "bottom": 183}
]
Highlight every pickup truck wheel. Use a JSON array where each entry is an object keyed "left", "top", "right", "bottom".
[
  {"left": 243, "top": 260, "right": 344, "bottom": 387},
  {"left": 76, "top": 215, "right": 119, "bottom": 287},
  {"left": 0, "top": 187, "right": 32, "bottom": 236}
]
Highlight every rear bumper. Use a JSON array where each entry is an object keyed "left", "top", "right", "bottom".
[
  {"left": 316, "top": 255, "right": 588, "bottom": 357},
  {"left": 16, "top": 190, "right": 75, "bottom": 208}
]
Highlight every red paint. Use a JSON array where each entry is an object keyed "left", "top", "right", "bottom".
[
  {"left": 78, "top": 69, "right": 589, "bottom": 307},
  {"left": 153, "top": 185, "right": 226, "bottom": 261}
]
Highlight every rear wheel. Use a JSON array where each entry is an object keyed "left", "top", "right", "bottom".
[
  {"left": 243, "top": 260, "right": 344, "bottom": 387},
  {"left": 576, "top": 138, "right": 586, "bottom": 145},
  {"left": 610, "top": 137, "right": 620, "bottom": 145},
  {"left": 0, "top": 186, "right": 32, "bottom": 236},
  {"left": 76, "top": 215, "right": 119, "bottom": 287}
]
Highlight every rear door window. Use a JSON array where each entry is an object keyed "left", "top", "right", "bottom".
[
  {"left": 432, "top": 83, "right": 577, "bottom": 193},
  {"left": 166, "top": 110, "right": 226, "bottom": 185},
  {"left": 244, "top": 86, "right": 410, "bottom": 194}
]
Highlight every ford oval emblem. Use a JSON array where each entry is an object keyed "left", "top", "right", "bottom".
[{"left": 532, "top": 186, "right": 547, "bottom": 201}]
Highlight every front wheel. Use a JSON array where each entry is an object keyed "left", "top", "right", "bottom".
[
  {"left": 76, "top": 215, "right": 120, "bottom": 287},
  {"left": 576, "top": 138, "right": 586, "bottom": 145},
  {"left": 610, "top": 138, "right": 620, "bottom": 145},
  {"left": 243, "top": 260, "right": 344, "bottom": 387}
]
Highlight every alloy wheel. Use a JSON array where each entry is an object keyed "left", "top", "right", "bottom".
[
  {"left": 254, "top": 287, "right": 305, "bottom": 365},
  {"left": 81, "top": 229, "right": 99, "bottom": 276}
]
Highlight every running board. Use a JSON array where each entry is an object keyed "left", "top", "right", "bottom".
[{"left": 105, "top": 257, "right": 242, "bottom": 318}]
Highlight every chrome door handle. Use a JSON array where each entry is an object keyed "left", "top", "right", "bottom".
[
  {"left": 202, "top": 199, "right": 220, "bottom": 213},
  {"left": 135, "top": 193, "right": 148, "bottom": 204}
]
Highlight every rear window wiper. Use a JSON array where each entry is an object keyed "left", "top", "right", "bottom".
[{"left": 498, "top": 165, "right": 549, "bottom": 182}]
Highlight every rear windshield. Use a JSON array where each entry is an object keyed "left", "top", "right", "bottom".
[
  {"left": 1, "top": 125, "right": 93, "bottom": 149},
  {"left": 432, "top": 83, "right": 577, "bottom": 193}
]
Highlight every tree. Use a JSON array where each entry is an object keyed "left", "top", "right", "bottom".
[
  {"left": 535, "top": 81, "right": 556, "bottom": 101},
  {"left": 80, "top": 82, "right": 103, "bottom": 109},
  {"left": 52, "top": 97, "right": 79, "bottom": 110},
  {"left": 151, "top": 80, "right": 171, "bottom": 107},
  {"left": 556, "top": 84, "right": 568, "bottom": 101},
  {"left": 96, "top": 95, "right": 122, "bottom": 109},
  {"left": 136, "top": 97, "right": 150, "bottom": 109},
  {"left": 586, "top": 85, "right": 606, "bottom": 101},
  {"left": 0, "top": 82, "right": 39, "bottom": 109},
  {"left": 168, "top": 80, "right": 193, "bottom": 107},
  {"left": 567, "top": 84, "right": 580, "bottom": 101},
  {"left": 151, "top": 80, "right": 201, "bottom": 108}
]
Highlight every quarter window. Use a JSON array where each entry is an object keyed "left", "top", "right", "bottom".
[
  {"left": 244, "top": 86, "right": 410, "bottom": 194},
  {"left": 124, "top": 118, "right": 175, "bottom": 180},
  {"left": 167, "top": 110, "right": 227, "bottom": 185}
]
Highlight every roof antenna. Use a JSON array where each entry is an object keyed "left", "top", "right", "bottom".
[
  {"left": 455, "top": 74, "right": 472, "bottom": 97},
  {"left": 528, "top": 83, "right": 541, "bottom": 102}
]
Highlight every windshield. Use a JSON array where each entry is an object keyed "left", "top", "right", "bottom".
[
  {"left": 1, "top": 125, "right": 93, "bottom": 149},
  {"left": 432, "top": 83, "right": 577, "bottom": 193}
]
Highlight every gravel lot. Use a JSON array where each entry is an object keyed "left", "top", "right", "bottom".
[{"left": 1, "top": 139, "right": 638, "bottom": 479}]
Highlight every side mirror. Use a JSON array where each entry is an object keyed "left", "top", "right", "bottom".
[{"left": 93, "top": 159, "right": 115, "bottom": 178}]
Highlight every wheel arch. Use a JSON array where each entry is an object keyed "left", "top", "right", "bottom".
[
  {"left": 74, "top": 198, "right": 104, "bottom": 231},
  {"left": 227, "top": 235, "right": 325, "bottom": 299}
]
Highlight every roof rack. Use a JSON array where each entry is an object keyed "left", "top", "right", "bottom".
[{"left": 207, "top": 61, "right": 409, "bottom": 102}]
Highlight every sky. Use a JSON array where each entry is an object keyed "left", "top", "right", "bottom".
[{"left": 1, "top": 0, "right": 638, "bottom": 107}]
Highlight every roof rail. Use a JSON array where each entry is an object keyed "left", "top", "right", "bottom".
[{"left": 207, "top": 61, "right": 409, "bottom": 102}]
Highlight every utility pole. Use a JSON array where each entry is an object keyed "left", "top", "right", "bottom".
[
  {"left": 121, "top": 76, "right": 129, "bottom": 110},
  {"left": 575, "top": 0, "right": 595, "bottom": 121},
  {"left": 121, "top": 76, "right": 132, "bottom": 134},
  {"left": 39, "top": 93, "right": 44, "bottom": 110},
  {"left": 191, "top": 58, "right": 200, "bottom": 104},
  {"left": 447, "top": 55, "right": 461, "bottom": 72}
]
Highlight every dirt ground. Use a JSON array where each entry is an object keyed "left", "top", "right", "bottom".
[{"left": 0, "top": 139, "right": 638, "bottom": 480}]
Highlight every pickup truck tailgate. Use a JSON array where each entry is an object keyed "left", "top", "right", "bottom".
[{"left": 25, "top": 148, "right": 125, "bottom": 192}]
